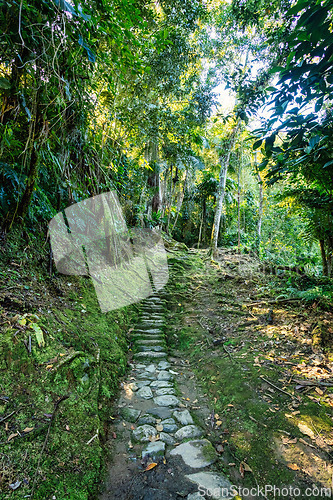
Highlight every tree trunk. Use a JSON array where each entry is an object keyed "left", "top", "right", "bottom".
[
  {"left": 237, "top": 153, "right": 241, "bottom": 253},
  {"left": 211, "top": 119, "right": 241, "bottom": 254},
  {"left": 257, "top": 170, "right": 263, "bottom": 258},
  {"left": 171, "top": 169, "right": 188, "bottom": 235},
  {"left": 319, "top": 239, "right": 328, "bottom": 276}
]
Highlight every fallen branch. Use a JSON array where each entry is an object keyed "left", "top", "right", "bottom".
[
  {"left": 293, "top": 378, "right": 333, "bottom": 388},
  {"left": 260, "top": 375, "right": 293, "bottom": 398},
  {"left": 245, "top": 298, "right": 301, "bottom": 307},
  {"left": 0, "top": 411, "right": 16, "bottom": 424}
]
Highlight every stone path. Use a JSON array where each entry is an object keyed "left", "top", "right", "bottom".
[{"left": 101, "top": 294, "right": 236, "bottom": 500}]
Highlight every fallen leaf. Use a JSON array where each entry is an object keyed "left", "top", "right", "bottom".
[
  {"left": 65, "top": 425, "right": 70, "bottom": 431},
  {"left": 298, "top": 422, "right": 315, "bottom": 439},
  {"left": 130, "top": 425, "right": 135, "bottom": 430},
  {"left": 59, "top": 353, "right": 66, "bottom": 357},
  {"left": 243, "top": 463, "right": 253, "bottom": 473},
  {"left": 46, "top": 365, "right": 53, "bottom": 370},
  {"left": 145, "top": 462, "right": 158, "bottom": 471},
  {"left": 315, "top": 387, "right": 324, "bottom": 396},
  {"left": 239, "top": 463, "right": 245, "bottom": 478},
  {"left": 112, "top": 432, "right": 117, "bottom": 439},
  {"left": 227, "top": 404, "right": 234, "bottom": 407},
  {"left": 8, "top": 433, "right": 18, "bottom": 442},
  {"left": 23, "top": 427, "right": 34, "bottom": 433},
  {"left": 228, "top": 462, "right": 236, "bottom": 466},
  {"left": 215, "top": 421, "right": 222, "bottom": 427},
  {"left": 128, "top": 441, "right": 133, "bottom": 449},
  {"left": 156, "top": 424, "right": 163, "bottom": 432},
  {"left": 287, "top": 463, "right": 299, "bottom": 471}
]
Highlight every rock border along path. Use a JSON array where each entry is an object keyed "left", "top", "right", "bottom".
[{"left": 101, "top": 294, "right": 235, "bottom": 500}]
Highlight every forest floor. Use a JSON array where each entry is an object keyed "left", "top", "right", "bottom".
[
  {"left": 99, "top": 246, "right": 333, "bottom": 500},
  {"left": 1, "top": 237, "right": 333, "bottom": 499}
]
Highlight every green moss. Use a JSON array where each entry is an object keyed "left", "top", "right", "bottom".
[{"left": 0, "top": 233, "right": 139, "bottom": 499}]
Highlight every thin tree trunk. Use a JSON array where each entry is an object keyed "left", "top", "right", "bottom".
[
  {"left": 237, "top": 152, "right": 241, "bottom": 253},
  {"left": 171, "top": 169, "right": 188, "bottom": 235},
  {"left": 211, "top": 119, "right": 241, "bottom": 254},
  {"left": 319, "top": 239, "right": 328, "bottom": 276},
  {"left": 257, "top": 171, "right": 263, "bottom": 258}
]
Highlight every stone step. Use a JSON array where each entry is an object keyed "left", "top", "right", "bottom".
[{"left": 133, "top": 351, "right": 167, "bottom": 360}]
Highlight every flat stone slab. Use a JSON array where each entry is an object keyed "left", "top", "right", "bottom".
[
  {"left": 136, "top": 372, "right": 156, "bottom": 380},
  {"left": 137, "top": 386, "right": 153, "bottom": 399},
  {"left": 157, "top": 370, "right": 173, "bottom": 381},
  {"left": 170, "top": 439, "right": 217, "bottom": 468},
  {"left": 134, "top": 329, "right": 164, "bottom": 335},
  {"left": 138, "top": 414, "right": 157, "bottom": 425},
  {"left": 154, "top": 395, "right": 180, "bottom": 407},
  {"left": 136, "top": 380, "right": 151, "bottom": 388},
  {"left": 134, "top": 352, "right": 167, "bottom": 360},
  {"left": 146, "top": 407, "right": 173, "bottom": 419},
  {"left": 155, "top": 387, "right": 176, "bottom": 396},
  {"left": 142, "top": 441, "right": 166, "bottom": 460},
  {"left": 185, "top": 472, "right": 235, "bottom": 500},
  {"left": 138, "top": 345, "right": 166, "bottom": 353},
  {"left": 132, "top": 425, "right": 157, "bottom": 443},
  {"left": 173, "top": 409, "right": 194, "bottom": 426},
  {"left": 120, "top": 407, "right": 141, "bottom": 423},
  {"left": 136, "top": 339, "right": 165, "bottom": 345},
  {"left": 174, "top": 425, "right": 203, "bottom": 441},
  {"left": 158, "top": 361, "right": 171, "bottom": 370},
  {"left": 150, "top": 380, "right": 173, "bottom": 389}
]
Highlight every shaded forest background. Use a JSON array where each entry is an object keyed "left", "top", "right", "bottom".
[{"left": 1, "top": 0, "right": 333, "bottom": 278}]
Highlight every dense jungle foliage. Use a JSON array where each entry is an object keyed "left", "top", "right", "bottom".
[{"left": 1, "top": 0, "right": 333, "bottom": 278}]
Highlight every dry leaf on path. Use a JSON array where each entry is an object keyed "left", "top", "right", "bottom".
[
  {"left": 145, "top": 462, "right": 158, "bottom": 471},
  {"left": 23, "top": 427, "right": 34, "bottom": 433},
  {"left": 287, "top": 463, "right": 299, "bottom": 471},
  {"left": 8, "top": 433, "right": 18, "bottom": 442}
]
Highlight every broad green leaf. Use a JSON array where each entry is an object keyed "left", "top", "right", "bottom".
[
  {"left": 18, "top": 317, "right": 26, "bottom": 326},
  {"left": 0, "top": 77, "right": 11, "bottom": 89},
  {"left": 30, "top": 323, "right": 45, "bottom": 347}
]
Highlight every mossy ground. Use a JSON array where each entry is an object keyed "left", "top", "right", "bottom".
[
  {"left": 164, "top": 248, "right": 333, "bottom": 498},
  {"left": 0, "top": 229, "right": 139, "bottom": 499}
]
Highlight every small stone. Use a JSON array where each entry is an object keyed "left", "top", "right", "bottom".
[
  {"left": 132, "top": 425, "right": 157, "bottom": 443},
  {"left": 155, "top": 387, "right": 176, "bottom": 396},
  {"left": 170, "top": 440, "right": 217, "bottom": 468},
  {"left": 173, "top": 410, "right": 194, "bottom": 426},
  {"left": 174, "top": 425, "right": 203, "bottom": 441},
  {"left": 159, "top": 432, "right": 176, "bottom": 445},
  {"left": 187, "top": 493, "right": 205, "bottom": 500},
  {"left": 142, "top": 441, "right": 165, "bottom": 460},
  {"left": 146, "top": 407, "right": 172, "bottom": 419},
  {"left": 150, "top": 380, "right": 173, "bottom": 389},
  {"left": 154, "top": 395, "right": 180, "bottom": 407},
  {"left": 138, "top": 414, "right": 157, "bottom": 425},
  {"left": 185, "top": 472, "right": 234, "bottom": 500},
  {"left": 157, "top": 370, "right": 173, "bottom": 381},
  {"left": 160, "top": 418, "right": 178, "bottom": 433},
  {"left": 137, "top": 386, "right": 153, "bottom": 399},
  {"left": 120, "top": 407, "right": 141, "bottom": 423}
]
